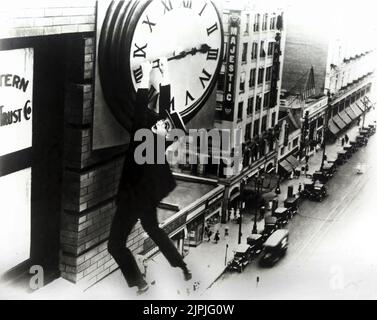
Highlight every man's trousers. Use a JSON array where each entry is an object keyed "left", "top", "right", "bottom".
[{"left": 108, "top": 197, "right": 186, "bottom": 288}]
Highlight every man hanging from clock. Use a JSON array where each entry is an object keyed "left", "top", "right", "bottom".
[{"left": 108, "top": 57, "right": 192, "bottom": 295}]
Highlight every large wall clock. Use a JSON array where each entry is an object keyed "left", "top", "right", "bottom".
[{"left": 99, "top": 0, "right": 224, "bottom": 132}]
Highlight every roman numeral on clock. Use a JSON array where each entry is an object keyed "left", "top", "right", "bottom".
[
  {"left": 182, "top": 0, "right": 192, "bottom": 8},
  {"left": 133, "top": 66, "right": 143, "bottom": 83},
  {"left": 142, "top": 16, "right": 156, "bottom": 33},
  {"left": 199, "top": 3, "right": 207, "bottom": 16},
  {"left": 207, "top": 23, "right": 218, "bottom": 36},
  {"left": 185, "top": 90, "right": 195, "bottom": 106},
  {"left": 161, "top": 0, "right": 173, "bottom": 14},
  {"left": 199, "top": 69, "right": 212, "bottom": 89},
  {"left": 207, "top": 48, "right": 219, "bottom": 60},
  {"left": 133, "top": 43, "right": 147, "bottom": 58}
]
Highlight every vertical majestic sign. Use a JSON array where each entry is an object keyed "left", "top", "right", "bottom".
[
  {"left": 0, "top": 48, "right": 33, "bottom": 274},
  {"left": 222, "top": 13, "right": 240, "bottom": 121}
]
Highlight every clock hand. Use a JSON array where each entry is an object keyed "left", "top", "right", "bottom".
[{"left": 151, "top": 44, "right": 211, "bottom": 69}]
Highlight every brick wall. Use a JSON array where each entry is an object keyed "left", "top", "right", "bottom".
[
  {"left": 61, "top": 34, "right": 147, "bottom": 288},
  {"left": 0, "top": 1, "right": 96, "bottom": 39}
]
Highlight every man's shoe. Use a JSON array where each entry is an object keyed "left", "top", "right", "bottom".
[
  {"left": 183, "top": 268, "right": 192, "bottom": 281},
  {"left": 137, "top": 283, "right": 149, "bottom": 295}
]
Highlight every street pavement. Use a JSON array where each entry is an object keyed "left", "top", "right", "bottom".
[{"left": 202, "top": 111, "right": 377, "bottom": 300}]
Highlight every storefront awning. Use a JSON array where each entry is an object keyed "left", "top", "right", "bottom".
[
  {"left": 355, "top": 102, "right": 366, "bottom": 114},
  {"left": 328, "top": 119, "right": 340, "bottom": 135},
  {"left": 279, "top": 159, "right": 293, "bottom": 173},
  {"left": 350, "top": 104, "right": 363, "bottom": 117},
  {"left": 345, "top": 106, "right": 357, "bottom": 120},
  {"left": 286, "top": 155, "right": 300, "bottom": 169},
  {"left": 332, "top": 114, "right": 346, "bottom": 130},
  {"left": 339, "top": 110, "right": 353, "bottom": 125}
]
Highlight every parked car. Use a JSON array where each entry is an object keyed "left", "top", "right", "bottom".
[
  {"left": 273, "top": 207, "right": 291, "bottom": 227},
  {"left": 227, "top": 244, "right": 252, "bottom": 273}
]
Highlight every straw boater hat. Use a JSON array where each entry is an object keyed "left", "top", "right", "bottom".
[{"left": 164, "top": 109, "right": 188, "bottom": 135}]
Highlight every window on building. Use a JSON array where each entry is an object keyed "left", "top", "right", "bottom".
[
  {"left": 265, "top": 66, "right": 272, "bottom": 82},
  {"left": 253, "top": 14, "right": 260, "bottom": 32},
  {"left": 217, "top": 73, "right": 225, "bottom": 91},
  {"left": 268, "top": 42, "right": 274, "bottom": 56},
  {"left": 242, "top": 43, "right": 248, "bottom": 63},
  {"left": 251, "top": 42, "right": 258, "bottom": 59},
  {"left": 271, "top": 111, "right": 276, "bottom": 127},
  {"left": 256, "top": 95, "right": 262, "bottom": 112},
  {"left": 317, "top": 116, "right": 324, "bottom": 127},
  {"left": 262, "top": 13, "right": 268, "bottom": 30},
  {"left": 293, "top": 137, "right": 299, "bottom": 148},
  {"left": 260, "top": 41, "right": 266, "bottom": 58},
  {"left": 258, "top": 68, "right": 265, "bottom": 84},
  {"left": 247, "top": 97, "right": 254, "bottom": 116},
  {"left": 253, "top": 119, "right": 260, "bottom": 137},
  {"left": 237, "top": 101, "right": 244, "bottom": 121},
  {"left": 270, "top": 15, "right": 276, "bottom": 29},
  {"left": 261, "top": 115, "right": 267, "bottom": 132},
  {"left": 339, "top": 100, "right": 345, "bottom": 112},
  {"left": 249, "top": 68, "right": 256, "bottom": 88},
  {"left": 245, "top": 14, "right": 250, "bottom": 33},
  {"left": 245, "top": 123, "right": 252, "bottom": 141},
  {"left": 240, "top": 72, "right": 246, "bottom": 93},
  {"left": 263, "top": 92, "right": 270, "bottom": 109}
]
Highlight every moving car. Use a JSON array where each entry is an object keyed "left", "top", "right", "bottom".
[{"left": 259, "top": 229, "right": 289, "bottom": 267}]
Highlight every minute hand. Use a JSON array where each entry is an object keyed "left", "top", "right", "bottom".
[{"left": 168, "top": 44, "right": 211, "bottom": 61}]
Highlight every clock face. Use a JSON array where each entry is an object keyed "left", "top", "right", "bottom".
[{"left": 129, "top": 0, "right": 223, "bottom": 120}]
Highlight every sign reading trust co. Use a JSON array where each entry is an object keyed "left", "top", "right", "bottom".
[{"left": 0, "top": 48, "right": 33, "bottom": 157}]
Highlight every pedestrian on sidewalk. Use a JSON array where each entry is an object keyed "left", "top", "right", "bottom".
[
  {"left": 235, "top": 208, "right": 241, "bottom": 224},
  {"left": 207, "top": 229, "right": 213, "bottom": 242},
  {"left": 229, "top": 207, "right": 235, "bottom": 222},
  {"left": 298, "top": 183, "right": 302, "bottom": 196},
  {"left": 224, "top": 227, "right": 229, "bottom": 237},
  {"left": 214, "top": 230, "right": 220, "bottom": 244}
]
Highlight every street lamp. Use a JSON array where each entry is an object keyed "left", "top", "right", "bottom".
[
  {"left": 238, "top": 178, "right": 247, "bottom": 244},
  {"left": 252, "top": 174, "right": 264, "bottom": 234}
]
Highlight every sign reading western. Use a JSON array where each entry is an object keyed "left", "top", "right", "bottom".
[
  {"left": 222, "top": 13, "right": 240, "bottom": 121},
  {"left": 0, "top": 48, "right": 33, "bottom": 157}
]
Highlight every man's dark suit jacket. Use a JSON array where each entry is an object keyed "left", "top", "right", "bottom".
[{"left": 118, "top": 85, "right": 177, "bottom": 209}]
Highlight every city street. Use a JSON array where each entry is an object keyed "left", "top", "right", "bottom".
[{"left": 202, "top": 124, "right": 377, "bottom": 300}]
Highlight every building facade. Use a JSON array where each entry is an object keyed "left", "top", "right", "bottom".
[{"left": 282, "top": 2, "right": 376, "bottom": 143}]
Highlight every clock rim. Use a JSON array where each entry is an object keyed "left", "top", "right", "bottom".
[{"left": 99, "top": 0, "right": 224, "bottom": 131}]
